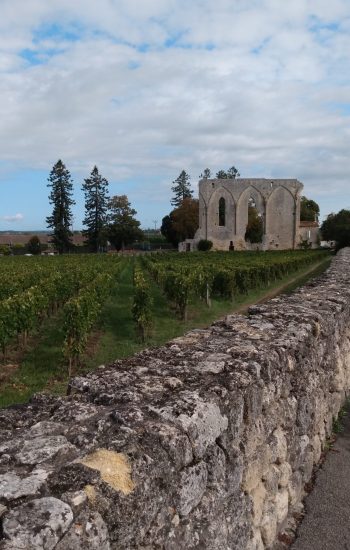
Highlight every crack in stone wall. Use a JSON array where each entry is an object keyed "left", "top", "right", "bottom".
[{"left": 0, "top": 249, "right": 350, "bottom": 549}]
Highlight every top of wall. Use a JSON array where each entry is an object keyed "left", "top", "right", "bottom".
[
  {"left": 198, "top": 178, "right": 303, "bottom": 204},
  {"left": 0, "top": 250, "right": 349, "bottom": 549}
]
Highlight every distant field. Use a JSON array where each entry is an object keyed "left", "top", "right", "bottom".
[{"left": 0, "top": 250, "right": 330, "bottom": 407}]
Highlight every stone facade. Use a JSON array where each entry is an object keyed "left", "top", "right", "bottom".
[
  {"left": 299, "top": 221, "right": 320, "bottom": 249},
  {"left": 180, "top": 178, "right": 304, "bottom": 251},
  {"left": 0, "top": 250, "right": 350, "bottom": 549}
]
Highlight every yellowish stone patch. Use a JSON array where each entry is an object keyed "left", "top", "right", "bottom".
[
  {"left": 80, "top": 449, "right": 135, "bottom": 495},
  {"left": 84, "top": 484, "right": 97, "bottom": 503}
]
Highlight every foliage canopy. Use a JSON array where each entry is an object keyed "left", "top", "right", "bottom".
[
  {"left": 107, "top": 195, "right": 143, "bottom": 250},
  {"left": 321, "top": 209, "right": 350, "bottom": 249},
  {"left": 300, "top": 196, "right": 320, "bottom": 222}
]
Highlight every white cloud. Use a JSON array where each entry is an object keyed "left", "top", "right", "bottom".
[
  {"left": 0, "top": 0, "right": 349, "bottom": 223},
  {"left": 3, "top": 213, "right": 24, "bottom": 222}
]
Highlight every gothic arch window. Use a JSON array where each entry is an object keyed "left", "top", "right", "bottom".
[
  {"left": 219, "top": 197, "right": 226, "bottom": 226},
  {"left": 245, "top": 196, "right": 263, "bottom": 243}
]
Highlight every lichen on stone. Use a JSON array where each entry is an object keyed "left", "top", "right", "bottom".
[{"left": 80, "top": 449, "right": 135, "bottom": 495}]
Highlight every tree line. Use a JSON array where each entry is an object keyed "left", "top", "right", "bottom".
[
  {"left": 46, "top": 160, "right": 143, "bottom": 254},
  {"left": 160, "top": 167, "right": 327, "bottom": 248},
  {"left": 45, "top": 160, "right": 350, "bottom": 253}
]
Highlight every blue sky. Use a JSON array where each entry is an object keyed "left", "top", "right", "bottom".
[{"left": 0, "top": 0, "right": 349, "bottom": 230}]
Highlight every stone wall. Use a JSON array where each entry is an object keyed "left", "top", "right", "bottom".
[
  {"left": 1, "top": 250, "right": 350, "bottom": 550},
  {"left": 194, "top": 178, "right": 302, "bottom": 251}
]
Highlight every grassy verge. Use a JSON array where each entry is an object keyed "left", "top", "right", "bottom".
[{"left": 0, "top": 255, "right": 331, "bottom": 407}]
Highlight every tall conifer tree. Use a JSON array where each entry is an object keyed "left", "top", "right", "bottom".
[
  {"left": 82, "top": 166, "right": 109, "bottom": 252},
  {"left": 46, "top": 160, "right": 75, "bottom": 254},
  {"left": 171, "top": 170, "right": 193, "bottom": 207}
]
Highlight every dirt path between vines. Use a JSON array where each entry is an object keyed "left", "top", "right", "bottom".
[{"left": 234, "top": 258, "right": 331, "bottom": 315}]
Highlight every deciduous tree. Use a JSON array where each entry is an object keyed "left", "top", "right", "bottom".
[
  {"left": 107, "top": 195, "right": 143, "bottom": 250},
  {"left": 300, "top": 196, "right": 320, "bottom": 222},
  {"left": 172, "top": 198, "right": 199, "bottom": 241},
  {"left": 321, "top": 209, "right": 350, "bottom": 249},
  {"left": 160, "top": 213, "right": 179, "bottom": 246},
  {"left": 27, "top": 236, "right": 41, "bottom": 255}
]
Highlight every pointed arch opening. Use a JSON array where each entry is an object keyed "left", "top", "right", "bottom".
[
  {"left": 219, "top": 197, "right": 226, "bottom": 226},
  {"left": 245, "top": 197, "right": 264, "bottom": 243}
]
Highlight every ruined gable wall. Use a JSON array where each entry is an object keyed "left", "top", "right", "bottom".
[
  {"left": 196, "top": 178, "right": 302, "bottom": 250},
  {"left": 1, "top": 250, "right": 350, "bottom": 550}
]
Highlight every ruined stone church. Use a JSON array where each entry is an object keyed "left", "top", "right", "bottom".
[{"left": 180, "top": 178, "right": 319, "bottom": 251}]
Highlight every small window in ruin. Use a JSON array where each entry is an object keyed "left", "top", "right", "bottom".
[{"left": 219, "top": 197, "right": 226, "bottom": 226}]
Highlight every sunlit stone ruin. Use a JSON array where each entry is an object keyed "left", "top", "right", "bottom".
[{"left": 180, "top": 178, "right": 319, "bottom": 251}]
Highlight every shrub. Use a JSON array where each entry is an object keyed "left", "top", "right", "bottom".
[
  {"left": 0, "top": 245, "right": 10, "bottom": 256},
  {"left": 197, "top": 239, "right": 213, "bottom": 251}
]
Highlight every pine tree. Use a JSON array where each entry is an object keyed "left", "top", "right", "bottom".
[
  {"left": 200, "top": 168, "right": 211, "bottom": 179},
  {"left": 216, "top": 166, "right": 240, "bottom": 179},
  {"left": 82, "top": 166, "right": 109, "bottom": 252},
  {"left": 216, "top": 170, "right": 228, "bottom": 179},
  {"left": 227, "top": 166, "right": 240, "bottom": 179},
  {"left": 171, "top": 170, "right": 193, "bottom": 207},
  {"left": 46, "top": 160, "right": 75, "bottom": 254}
]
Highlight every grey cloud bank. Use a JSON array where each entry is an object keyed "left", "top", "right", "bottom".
[{"left": 0, "top": 0, "right": 349, "bottom": 227}]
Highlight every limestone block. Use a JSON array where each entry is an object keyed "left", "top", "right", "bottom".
[
  {"left": 288, "top": 471, "right": 303, "bottom": 506},
  {"left": 177, "top": 462, "right": 208, "bottom": 516},
  {"left": 16, "top": 435, "right": 77, "bottom": 465},
  {"left": 263, "top": 465, "right": 280, "bottom": 494},
  {"left": 28, "top": 421, "right": 65, "bottom": 437},
  {"left": 61, "top": 490, "right": 88, "bottom": 515},
  {"left": 275, "top": 489, "right": 289, "bottom": 524},
  {"left": 176, "top": 400, "right": 228, "bottom": 459},
  {"left": 250, "top": 482, "right": 267, "bottom": 526},
  {"left": 156, "top": 424, "right": 193, "bottom": 468},
  {"left": 242, "top": 446, "right": 272, "bottom": 492},
  {"left": 242, "top": 421, "right": 266, "bottom": 458},
  {"left": 0, "top": 469, "right": 48, "bottom": 503},
  {"left": 312, "top": 435, "right": 322, "bottom": 463},
  {"left": 301, "top": 450, "right": 314, "bottom": 483},
  {"left": 247, "top": 529, "right": 264, "bottom": 550},
  {"left": 269, "top": 427, "right": 287, "bottom": 464},
  {"left": 196, "top": 353, "right": 231, "bottom": 374},
  {"left": 244, "top": 386, "right": 263, "bottom": 425},
  {"left": 55, "top": 510, "right": 110, "bottom": 550},
  {"left": 278, "top": 462, "right": 292, "bottom": 488},
  {"left": 260, "top": 512, "right": 277, "bottom": 547},
  {"left": 2, "top": 497, "right": 73, "bottom": 550}
]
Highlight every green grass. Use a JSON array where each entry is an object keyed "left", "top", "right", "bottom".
[{"left": 0, "top": 255, "right": 331, "bottom": 408}]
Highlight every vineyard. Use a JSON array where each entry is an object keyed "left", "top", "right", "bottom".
[{"left": 0, "top": 249, "right": 330, "bottom": 406}]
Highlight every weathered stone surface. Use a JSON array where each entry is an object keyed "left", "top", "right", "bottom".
[
  {"left": 177, "top": 462, "right": 208, "bottom": 516},
  {"left": 0, "top": 250, "right": 349, "bottom": 549},
  {"left": 16, "top": 435, "right": 77, "bottom": 466},
  {"left": 192, "top": 178, "right": 304, "bottom": 251},
  {"left": 0, "top": 469, "right": 48, "bottom": 502},
  {"left": 55, "top": 511, "right": 110, "bottom": 550},
  {"left": 2, "top": 497, "right": 73, "bottom": 549}
]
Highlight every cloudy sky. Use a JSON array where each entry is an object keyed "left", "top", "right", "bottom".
[{"left": 0, "top": 0, "right": 349, "bottom": 230}]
